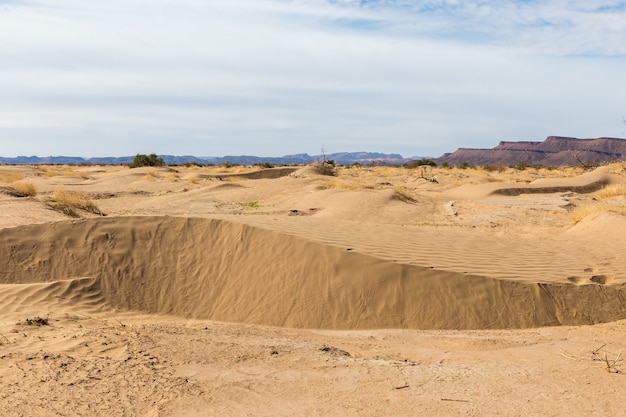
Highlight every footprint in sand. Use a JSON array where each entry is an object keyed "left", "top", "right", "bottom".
[
  {"left": 589, "top": 275, "right": 613, "bottom": 285},
  {"left": 567, "top": 276, "right": 585, "bottom": 285}
]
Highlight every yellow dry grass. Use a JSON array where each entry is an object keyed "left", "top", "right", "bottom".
[
  {"left": 596, "top": 184, "right": 626, "bottom": 199},
  {"left": 571, "top": 203, "right": 626, "bottom": 223},
  {"left": 36, "top": 166, "right": 91, "bottom": 179},
  {"left": 12, "top": 182, "right": 37, "bottom": 197},
  {"left": 316, "top": 178, "right": 365, "bottom": 190},
  {"left": 0, "top": 172, "right": 24, "bottom": 183},
  {"left": 142, "top": 169, "right": 161, "bottom": 181},
  {"left": 47, "top": 189, "right": 104, "bottom": 218}
]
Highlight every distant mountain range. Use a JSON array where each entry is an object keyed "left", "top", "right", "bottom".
[
  {"left": 0, "top": 152, "right": 414, "bottom": 166},
  {"left": 434, "top": 136, "right": 626, "bottom": 166},
  {"left": 2, "top": 136, "right": 625, "bottom": 166}
]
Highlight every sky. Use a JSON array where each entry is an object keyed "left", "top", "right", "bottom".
[{"left": 0, "top": 0, "right": 625, "bottom": 158}]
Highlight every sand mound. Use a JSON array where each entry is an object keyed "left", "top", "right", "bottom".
[
  {"left": 445, "top": 171, "right": 618, "bottom": 199},
  {"left": 199, "top": 167, "right": 300, "bottom": 180},
  {"left": 1, "top": 216, "right": 625, "bottom": 330},
  {"left": 489, "top": 174, "right": 611, "bottom": 196},
  {"left": 564, "top": 210, "right": 626, "bottom": 238}
]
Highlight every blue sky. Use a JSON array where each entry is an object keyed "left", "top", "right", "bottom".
[{"left": 1, "top": 0, "right": 625, "bottom": 158}]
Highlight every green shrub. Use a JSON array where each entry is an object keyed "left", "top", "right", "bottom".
[
  {"left": 404, "top": 158, "right": 437, "bottom": 168},
  {"left": 129, "top": 153, "right": 165, "bottom": 168}
]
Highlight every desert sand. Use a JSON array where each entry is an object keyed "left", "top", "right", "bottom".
[{"left": 1, "top": 162, "right": 626, "bottom": 416}]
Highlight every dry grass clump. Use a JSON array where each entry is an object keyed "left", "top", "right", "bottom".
[
  {"left": 392, "top": 187, "right": 417, "bottom": 203},
  {"left": 561, "top": 340, "right": 622, "bottom": 373},
  {"left": 596, "top": 184, "right": 626, "bottom": 199},
  {"left": 591, "top": 341, "right": 622, "bottom": 374},
  {"left": 317, "top": 178, "right": 364, "bottom": 190},
  {"left": 0, "top": 172, "right": 24, "bottom": 183},
  {"left": 143, "top": 169, "right": 161, "bottom": 181},
  {"left": 12, "top": 182, "right": 37, "bottom": 197},
  {"left": 47, "top": 188, "right": 105, "bottom": 218},
  {"left": 571, "top": 203, "right": 626, "bottom": 223},
  {"left": 482, "top": 164, "right": 507, "bottom": 173},
  {"left": 36, "top": 166, "right": 91, "bottom": 179}
]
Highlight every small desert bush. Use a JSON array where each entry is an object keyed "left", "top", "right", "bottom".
[
  {"left": 48, "top": 189, "right": 105, "bottom": 217},
  {"left": 596, "top": 184, "right": 626, "bottom": 199},
  {"left": 12, "top": 182, "right": 37, "bottom": 197},
  {"left": 317, "top": 158, "right": 337, "bottom": 176},
  {"left": 129, "top": 153, "right": 165, "bottom": 168},
  {"left": 404, "top": 158, "right": 437, "bottom": 168}
]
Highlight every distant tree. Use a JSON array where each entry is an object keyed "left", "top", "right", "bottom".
[
  {"left": 129, "top": 153, "right": 165, "bottom": 168},
  {"left": 404, "top": 158, "right": 437, "bottom": 168}
]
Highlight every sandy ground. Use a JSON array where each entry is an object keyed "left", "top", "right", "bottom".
[{"left": 1, "top": 162, "right": 626, "bottom": 416}]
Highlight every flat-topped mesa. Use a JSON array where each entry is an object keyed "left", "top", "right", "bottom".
[
  {"left": 494, "top": 141, "right": 543, "bottom": 151},
  {"left": 436, "top": 136, "right": 626, "bottom": 166}
]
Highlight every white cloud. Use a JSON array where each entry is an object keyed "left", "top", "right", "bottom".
[{"left": 0, "top": 0, "right": 624, "bottom": 157}]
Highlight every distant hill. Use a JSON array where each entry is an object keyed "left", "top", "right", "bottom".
[
  {"left": 0, "top": 152, "right": 414, "bottom": 166},
  {"left": 435, "top": 136, "right": 626, "bottom": 166}
]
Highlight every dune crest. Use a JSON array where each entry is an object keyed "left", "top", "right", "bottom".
[{"left": 1, "top": 216, "right": 625, "bottom": 330}]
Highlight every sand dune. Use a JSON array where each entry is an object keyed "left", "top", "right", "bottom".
[
  {"left": 2, "top": 163, "right": 626, "bottom": 416},
  {"left": 444, "top": 171, "right": 620, "bottom": 199},
  {"left": 1, "top": 215, "right": 625, "bottom": 330}
]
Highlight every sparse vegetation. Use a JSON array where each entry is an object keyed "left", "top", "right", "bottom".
[
  {"left": 561, "top": 341, "right": 623, "bottom": 373},
  {"left": 591, "top": 341, "right": 622, "bottom": 373},
  {"left": 318, "top": 178, "right": 361, "bottom": 190},
  {"left": 238, "top": 201, "right": 260, "bottom": 209},
  {"left": 129, "top": 153, "right": 165, "bottom": 168},
  {"left": 142, "top": 169, "right": 161, "bottom": 181},
  {"left": 4, "top": 182, "right": 37, "bottom": 197},
  {"left": 317, "top": 148, "right": 337, "bottom": 176},
  {"left": 596, "top": 184, "right": 626, "bottom": 199},
  {"left": 392, "top": 187, "right": 417, "bottom": 203},
  {"left": 16, "top": 182, "right": 37, "bottom": 196},
  {"left": 25, "top": 315, "right": 50, "bottom": 326},
  {"left": 47, "top": 188, "right": 105, "bottom": 218},
  {"left": 571, "top": 203, "right": 626, "bottom": 223},
  {"left": 317, "top": 159, "right": 337, "bottom": 176},
  {"left": 482, "top": 164, "right": 506, "bottom": 173},
  {"left": 0, "top": 172, "right": 24, "bottom": 183},
  {"left": 404, "top": 158, "right": 437, "bottom": 168},
  {"left": 166, "top": 171, "right": 180, "bottom": 182}
]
